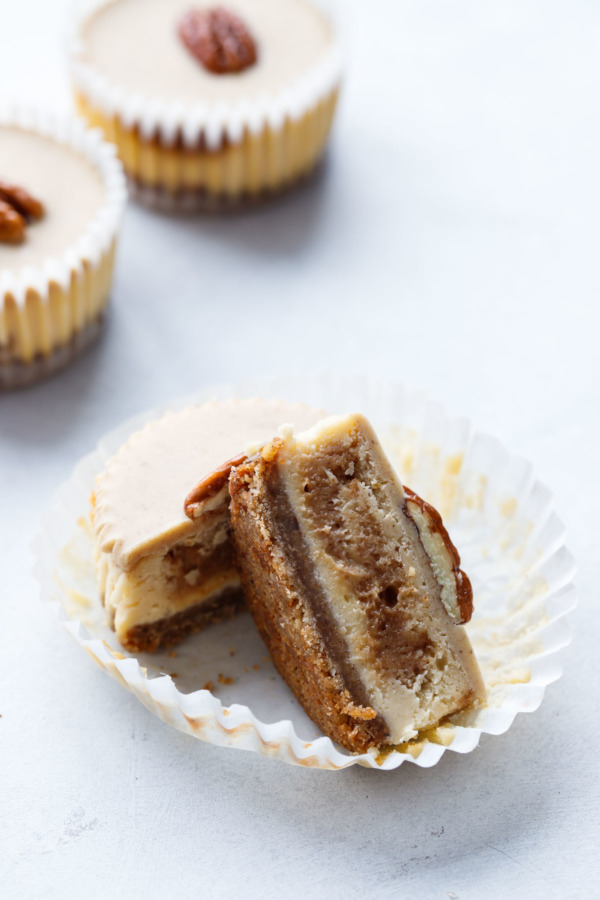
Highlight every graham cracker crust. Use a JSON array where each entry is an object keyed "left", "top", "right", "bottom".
[{"left": 123, "top": 585, "right": 246, "bottom": 653}]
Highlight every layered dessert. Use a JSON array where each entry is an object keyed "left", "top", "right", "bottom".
[
  {"left": 91, "top": 399, "right": 324, "bottom": 651},
  {"left": 229, "top": 414, "right": 485, "bottom": 752},
  {"left": 70, "top": 0, "right": 342, "bottom": 209},
  {"left": 0, "top": 113, "right": 125, "bottom": 388}
]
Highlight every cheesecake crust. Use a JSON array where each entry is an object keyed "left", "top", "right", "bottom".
[{"left": 123, "top": 585, "right": 245, "bottom": 653}]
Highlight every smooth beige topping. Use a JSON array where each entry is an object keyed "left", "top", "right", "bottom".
[
  {"left": 0, "top": 128, "right": 104, "bottom": 271},
  {"left": 94, "top": 398, "right": 326, "bottom": 570},
  {"left": 80, "top": 0, "right": 333, "bottom": 104}
]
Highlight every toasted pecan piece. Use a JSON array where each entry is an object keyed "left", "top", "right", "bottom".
[
  {"left": 178, "top": 7, "right": 257, "bottom": 74},
  {"left": 0, "top": 179, "right": 44, "bottom": 221},
  {"left": 403, "top": 486, "right": 473, "bottom": 624},
  {"left": 0, "top": 199, "right": 26, "bottom": 244},
  {"left": 184, "top": 451, "right": 248, "bottom": 519}
]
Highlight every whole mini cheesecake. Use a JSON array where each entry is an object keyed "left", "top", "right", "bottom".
[
  {"left": 0, "top": 111, "right": 125, "bottom": 389},
  {"left": 69, "top": 0, "right": 342, "bottom": 209}
]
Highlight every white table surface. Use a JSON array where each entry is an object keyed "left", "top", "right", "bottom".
[{"left": 1, "top": 1, "right": 598, "bottom": 897}]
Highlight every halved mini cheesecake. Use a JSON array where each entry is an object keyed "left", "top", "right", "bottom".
[
  {"left": 229, "top": 414, "right": 485, "bottom": 753},
  {"left": 92, "top": 398, "right": 324, "bottom": 652}
]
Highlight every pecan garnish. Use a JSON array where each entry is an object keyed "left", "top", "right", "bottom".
[
  {"left": 184, "top": 451, "right": 248, "bottom": 519},
  {"left": 0, "top": 199, "right": 25, "bottom": 244},
  {"left": 0, "top": 179, "right": 44, "bottom": 244},
  {"left": 178, "top": 7, "right": 257, "bottom": 74}
]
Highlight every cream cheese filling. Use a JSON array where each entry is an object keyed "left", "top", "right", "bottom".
[
  {"left": 276, "top": 417, "right": 485, "bottom": 744},
  {"left": 278, "top": 460, "right": 423, "bottom": 743},
  {"left": 95, "top": 536, "right": 240, "bottom": 640}
]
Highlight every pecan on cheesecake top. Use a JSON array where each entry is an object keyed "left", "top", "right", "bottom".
[{"left": 0, "top": 179, "right": 44, "bottom": 244}]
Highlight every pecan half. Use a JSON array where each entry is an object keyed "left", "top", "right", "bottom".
[
  {"left": 0, "top": 180, "right": 44, "bottom": 221},
  {"left": 0, "top": 199, "right": 26, "bottom": 244},
  {"left": 0, "top": 179, "right": 44, "bottom": 244},
  {"left": 184, "top": 451, "right": 249, "bottom": 519},
  {"left": 178, "top": 7, "right": 257, "bottom": 74}
]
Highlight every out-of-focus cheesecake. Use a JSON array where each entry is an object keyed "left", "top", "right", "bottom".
[
  {"left": 70, "top": 0, "right": 342, "bottom": 209},
  {"left": 0, "top": 113, "right": 124, "bottom": 388}
]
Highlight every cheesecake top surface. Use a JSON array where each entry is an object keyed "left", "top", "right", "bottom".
[
  {"left": 79, "top": 0, "right": 333, "bottom": 106},
  {"left": 0, "top": 127, "right": 104, "bottom": 271},
  {"left": 93, "top": 398, "right": 325, "bottom": 568}
]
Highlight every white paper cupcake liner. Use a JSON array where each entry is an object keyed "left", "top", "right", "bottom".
[
  {"left": 0, "top": 106, "right": 126, "bottom": 305},
  {"left": 33, "top": 375, "right": 576, "bottom": 770},
  {"left": 69, "top": 0, "right": 343, "bottom": 150}
]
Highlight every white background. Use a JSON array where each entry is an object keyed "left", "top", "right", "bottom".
[{"left": 1, "top": 1, "right": 599, "bottom": 897}]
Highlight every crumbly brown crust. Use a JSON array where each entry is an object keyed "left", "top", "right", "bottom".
[
  {"left": 229, "top": 454, "right": 389, "bottom": 753},
  {"left": 123, "top": 585, "right": 245, "bottom": 653}
]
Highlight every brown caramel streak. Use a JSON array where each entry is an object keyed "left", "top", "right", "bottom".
[
  {"left": 403, "top": 485, "right": 474, "bottom": 623},
  {"left": 184, "top": 451, "right": 248, "bottom": 519}
]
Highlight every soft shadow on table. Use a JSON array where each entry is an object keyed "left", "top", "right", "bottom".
[
  {"left": 126, "top": 696, "right": 560, "bottom": 889},
  {"left": 239, "top": 724, "right": 553, "bottom": 889},
  {"left": 135, "top": 157, "right": 334, "bottom": 261}
]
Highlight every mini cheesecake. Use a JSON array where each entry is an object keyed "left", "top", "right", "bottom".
[
  {"left": 70, "top": 0, "right": 342, "bottom": 209},
  {"left": 91, "top": 398, "right": 324, "bottom": 652},
  {"left": 0, "top": 113, "right": 124, "bottom": 388},
  {"left": 229, "top": 414, "right": 485, "bottom": 753}
]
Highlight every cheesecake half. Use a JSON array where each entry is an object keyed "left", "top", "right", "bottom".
[
  {"left": 92, "top": 398, "right": 324, "bottom": 651},
  {"left": 229, "top": 413, "right": 486, "bottom": 752}
]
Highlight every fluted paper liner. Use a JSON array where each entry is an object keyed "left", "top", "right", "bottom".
[{"left": 33, "top": 376, "right": 576, "bottom": 769}]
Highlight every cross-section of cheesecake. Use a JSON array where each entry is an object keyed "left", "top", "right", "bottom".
[
  {"left": 229, "top": 413, "right": 485, "bottom": 753},
  {"left": 91, "top": 398, "right": 324, "bottom": 652}
]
